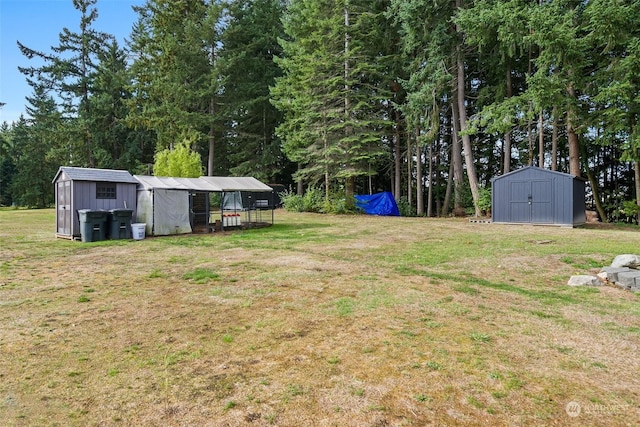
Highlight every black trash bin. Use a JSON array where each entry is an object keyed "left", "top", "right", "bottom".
[
  {"left": 78, "top": 209, "right": 108, "bottom": 242},
  {"left": 108, "top": 209, "right": 134, "bottom": 239}
]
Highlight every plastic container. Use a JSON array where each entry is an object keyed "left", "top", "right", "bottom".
[
  {"left": 78, "top": 209, "right": 108, "bottom": 242},
  {"left": 108, "top": 209, "right": 133, "bottom": 239},
  {"left": 131, "top": 223, "right": 146, "bottom": 240}
]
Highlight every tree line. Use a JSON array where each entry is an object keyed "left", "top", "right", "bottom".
[{"left": 0, "top": 0, "right": 638, "bottom": 222}]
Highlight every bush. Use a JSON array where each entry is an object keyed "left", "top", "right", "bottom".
[
  {"left": 397, "top": 197, "right": 416, "bottom": 217},
  {"left": 478, "top": 186, "right": 492, "bottom": 216},
  {"left": 281, "top": 187, "right": 358, "bottom": 214},
  {"left": 302, "top": 187, "right": 324, "bottom": 213},
  {"left": 280, "top": 190, "right": 304, "bottom": 212}
]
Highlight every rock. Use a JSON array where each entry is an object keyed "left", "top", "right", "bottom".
[
  {"left": 568, "top": 275, "right": 602, "bottom": 287},
  {"left": 615, "top": 271, "right": 640, "bottom": 290},
  {"left": 585, "top": 210, "right": 599, "bottom": 223},
  {"left": 611, "top": 254, "right": 640, "bottom": 269},
  {"left": 597, "top": 267, "right": 631, "bottom": 283}
]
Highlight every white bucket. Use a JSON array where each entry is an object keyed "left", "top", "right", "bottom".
[{"left": 131, "top": 223, "right": 146, "bottom": 240}]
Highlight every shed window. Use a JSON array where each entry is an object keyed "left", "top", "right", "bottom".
[{"left": 96, "top": 183, "right": 117, "bottom": 199}]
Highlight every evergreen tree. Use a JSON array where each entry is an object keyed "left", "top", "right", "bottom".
[
  {"left": 10, "top": 89, "right": 61, "bottom": 208},
  {"left": 272, "top": 0, "right": 388, "bottom": 202},
  {"left": 0, "top": 123, "right": 16, "bottom": 206},
  {"left": 18, "top": 0, "right": 116, "bottom": 167},
  {"left": 90, "top": 40, "right": 155, "bottom": 171},
  {"left": 127, "top": 0, "right": 225, "bottom": 174},
  {"left": 221, "top": 0, "right": 292, "bottom": 183}
]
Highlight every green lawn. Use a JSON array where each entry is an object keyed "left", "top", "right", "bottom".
[{"left": 1, "top": 208, "right": 639, "bottom": 426}]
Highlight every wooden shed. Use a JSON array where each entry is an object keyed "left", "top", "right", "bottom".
[
  {"left": 491, "top": 166, "right": 586, "bottom": 227},
  {"left": 53, "top": 167, "right": 138, "bottom": 239}
]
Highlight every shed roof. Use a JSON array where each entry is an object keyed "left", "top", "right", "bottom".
[
  {"left": 491, "top": 166, "right": 587, "bottom": 183},
  {"left": 200, "top": 176, "right": 273, "bottom": 192},
  {"left": 134, "top": 175, "right": 273, "bottom": 192},
  {"left": 134, "top": 175, "right": 218, "bottom": 192},
  {"left": 53, "top": 166, "right": 138, "bottom": 184}
]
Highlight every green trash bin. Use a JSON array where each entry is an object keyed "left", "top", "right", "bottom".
[
  {"left": 108, "top": 209, "right": 133, "bottom": 239},
  {"left": 78, "top": 209, "right": 108, "bottom": 242}
]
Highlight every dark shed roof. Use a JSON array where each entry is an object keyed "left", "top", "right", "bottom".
[
  {"left": 52, "top": 166, "right": 138, "bottom": 184},
  {"left": 490, "top": 165, "right": 587, "bottom": 183}
]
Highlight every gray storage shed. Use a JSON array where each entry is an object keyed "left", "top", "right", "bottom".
[
  {"left": 53, "top": 167, "right": 138, "bottom": 239},
  {"left": 491, "top": 166, "right": 586, "bottom": 227}
]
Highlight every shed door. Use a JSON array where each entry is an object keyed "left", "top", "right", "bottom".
[
  {"left": 508, "top": 179, "right": 553, "bottom": 223},
  {"left": 57, "top": 181, "right": 71, "bottom": 234},
  {"left": 530, "top": 180, "right": 553, "bottom": 223}
]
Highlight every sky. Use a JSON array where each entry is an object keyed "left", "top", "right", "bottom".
[{"left": 0, "top": 0, "right": 144, "bottom": 124}]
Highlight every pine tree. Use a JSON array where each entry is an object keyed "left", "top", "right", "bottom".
[
  {"left": 18, "top": 0, "right": 116, "bottom": 167},
  {"left": 221, "top": 0, "right": 292, "bottom": 183},
  {"left": 10, "top": 89, "right": 61, "bottom": 207},
  {"left": 127, "top": 0, "right": 225, "bottom": 174},
  {"left": 272, "top": 0, "right": 388, "bottom": 202}
]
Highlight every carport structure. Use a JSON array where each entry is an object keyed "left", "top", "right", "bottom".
[{"left": 134, "top": 175, "right": 275, "bottom": 236}]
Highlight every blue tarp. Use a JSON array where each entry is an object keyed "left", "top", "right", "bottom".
[{"left": 355, "top": 192, "right": 400, "bottom": 216}]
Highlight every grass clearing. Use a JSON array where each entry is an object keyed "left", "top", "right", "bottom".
[{"left": 0, "top": 208, "right": 639, "bottom": 425}]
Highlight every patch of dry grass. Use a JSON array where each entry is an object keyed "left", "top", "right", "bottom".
[{"left": 1, "top": 209, "right": 639, "bottom": 426}]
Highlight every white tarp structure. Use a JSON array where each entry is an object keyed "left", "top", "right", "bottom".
[
  {"left": 136, "top": 187, "right": 192, "bottom": 235},
  {"left": 133, "top": 175, "right": 273, "bottom": 236}
]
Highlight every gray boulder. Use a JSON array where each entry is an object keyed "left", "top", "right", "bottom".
[
  {"left": 611, "top": 254, "right": 640, "bottom": 269},
  {"left": 616, "top": 271, "right": 640, "bottom": 291},
  {"left": 597, "top": 266, "right": 631, "bottom": 282},
  {"left": 568, "top": 275, "right": 602, "bottom": 287}
]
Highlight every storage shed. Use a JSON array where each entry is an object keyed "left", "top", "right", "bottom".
[
  {"left": 53, "top": 166, "right": 138, "bottom": 239},
  {"left": 491, "top": 166, "right": 586, "bottom": 227},
  {"left": 134, "top": 175, "right": 274, "bottom": 236}
]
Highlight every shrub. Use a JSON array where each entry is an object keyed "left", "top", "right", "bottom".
[
  {"left": 302, "top": 187, "right": 324, "bottom": 212},
  {"left": 478, "top": 186, "right": 492, "bottom": 216},
  {"left": 281, "top": 187, "right": 358, "bottom": 214},
  {"left": 397, "top": 197, "right": 416, "bottom": 217},
  {"left": 280, "top": 190, "right": 304, "bottom": 212}
]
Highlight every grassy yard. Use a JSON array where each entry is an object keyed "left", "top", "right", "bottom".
[{"left": 0, "top": 208, "right": 639, "bottom": 426}]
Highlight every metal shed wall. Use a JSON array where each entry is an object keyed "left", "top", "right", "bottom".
[{"left": 491, "top": 166, "right": 585, "bottom": 226}]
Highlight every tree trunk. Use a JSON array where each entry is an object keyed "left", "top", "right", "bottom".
[
  {"left": 442, "top": 156, "right": 453, "bottom": 216},
  {"left": 427, "top": 139, "right": 433, "bottom": 217},
  {"left": 451, "top": 99, "right": 463, "bottom": 211},
  {"left": 346, "top": 176, "right": 355, "bottom": 209},
  {"left": 567, "top": 83, "right": 581, "bottom": 177},
  {"left": 635, "top": 160, "right": 640, "bottom": 225},
  {"left": 527, "top": 47, "right": 533, "bottom": 167},
  {"left": 586, "top": 167, "right": 608, "bottom": 223},
  {"left": 208, "top": 39, "right": 216, "bottom": 176},
  {"left": 551, "top": 106, "right": 558, "bottom": 171},
  {"left": 394, "top": 109, "right": 402, "bottom": 201},
  {"left": 297, "top": 163, "right": 304, "bottom": 195},
  {"left": 207, "top": 81, "right": 215, "bottom": 174},
  {"left": 416, "top": 129, "right": 423, "bottom": 216},
  {"left": 503, "top": 61, "right": 512, "bottom": 174},
  {"left": 538, "top": 110, "right": 544, "bottom": 168},
  {"left": 407, "top": 135, "right": 412, "bottom": 209},
  {"left": 455, "top": 36, "right": 481, "bottom": 217}
]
